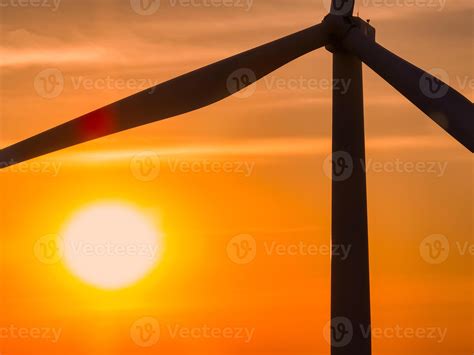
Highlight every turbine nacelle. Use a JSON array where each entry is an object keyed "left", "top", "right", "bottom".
[{"left": 323, "top": 15, "right": 376, "bottom": 53}]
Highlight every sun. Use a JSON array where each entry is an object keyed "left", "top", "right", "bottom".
[{"left": 61, "top": 202, "right": 163, "bottom": 290}]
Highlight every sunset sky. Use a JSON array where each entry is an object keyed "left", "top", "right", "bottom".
[{"left": 0, "top": 0, "right": 472, "bottom": 354}]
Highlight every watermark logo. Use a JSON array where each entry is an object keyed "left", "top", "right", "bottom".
[
  {"left": 323, "top": 0, "right": 354, "bottom": 15},
  {"left": 35, "top": 234, "right": 159, "bottom": 265},
  {"left": 130, "top": 0, "right": 161, "bottom": 15},
  {"left": 0, "top": 0, "right": 62, "bottom": 11},
  {"left": 419, "top": 234, "right": 450, "bottom": 264},
  {"left": 227, "top": 234, "right": 257, "bottom": 264},
  {"left": 0, "top": 325, "right": 62, "bottom": 343},
  {"left": 34, "top": 69, "right": 161, "bottom": 99},
  {"left": 323, "top": 151, "right": 354, "bottom": 182},
  {"left": 130, "top": 317, "right": 255, "bottom": 345},
  {"left": 0, "top": 159, "right": 62, "bottom": 177},
  {"left": 130, "top": 317, "right": 161, "bottom": 347},
  {"left": 170, "top": 0, "right": 253, "bottom": 10},
  {"left": 34, "top": 68, "right": 64, "bottom": 99},
  {"left": 167, "top": 324, "right": 255, "bottom": 342},
  {"left": 227, "top": 235, "right": 351, "bottom": 263},
  {"left": 130, "top": 0, "right": 253, "bottom": 14},
  {"left": 360, "top": 324, "right": 447, "bottom": 343},
  {"left": 69, "top": 75, "right": 159, "bottom": 93},
  {"left": 130, "top": 151, "right": 161, "bottom": 182},
  {"left": 325, "top": 0, "right": 447, "bottom": 12},
  {"left": 130, "top": 152, "right": 255, "bottom": 182},
  {"left": 362, "top": 0, "right": 446, "bottom": 11},
  {"left": 419, "top": 234, "right": 472, "bottom": 264},
  {"left": 68, "top": 241, "right": 158, "bottom": 259},
  {"left": 323, "top": 153, "right": 449, "bottom": 181},
  {"left": 362, "top": 159, "right": 448, "bottom": 177},
  {"left": 226, "top": 68, "right": 257, "bottom": 99},
  {"left": 167, "top": 158, "right": 255, "bottom": 177},
  {"left": 226, "top": 70, "right": 352, "bottom": 99},
  {"left": 322, "top": 320, "right": 448, "bottom": 346},
  {"left": 263, "top": 76, "right": 352, "bottom": 93},
  {"left": 264, "top": 241, "right": 351, "bottom": 259},
  {"left": 419, "top": 68, "right": 450, "bottom": 99},
  {"left": 33, "top": 234, "right": 63, "bottom": 264},
  {"left": 323, "top": 317, "right": 353, "bottom": 347}
]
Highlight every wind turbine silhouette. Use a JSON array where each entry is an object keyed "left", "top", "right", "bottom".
[{"left": 1, "top": 1, "right": 472, "bottom": 354}]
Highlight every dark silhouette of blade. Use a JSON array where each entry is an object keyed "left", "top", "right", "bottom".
[
  {"left": 0, "top": 23, "right": 330, "bottom": 168},
  {"left": 342, "top": 27, "right": 474, "bottom": 152}
]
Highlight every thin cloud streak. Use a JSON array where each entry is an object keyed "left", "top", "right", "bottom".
[
  {"left": 0, "top": 47, "right": 109, "bottom": 67},
  {"left": 49, "top": 135, "right": 460, "bottom": 164}
]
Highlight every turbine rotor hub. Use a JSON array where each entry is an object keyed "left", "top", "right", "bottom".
[{"left": 323, "top": 14, "right": 376, "bottom": 53}]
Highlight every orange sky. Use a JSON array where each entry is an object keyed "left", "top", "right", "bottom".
[{"left": 0, "top": 1, "right": 472, "bottom": 354}]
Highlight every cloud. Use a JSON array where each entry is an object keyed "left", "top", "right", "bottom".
[{"left": 43, "top": 134, "right": 461, "bottom": 166}]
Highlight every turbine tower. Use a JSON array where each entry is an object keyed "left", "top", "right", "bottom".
[
  {"left": 328, "top": 1, "right": 372, "bottom": 354},
  {"left": 1, "top": 1, "right": 472, "bottom": 354}
]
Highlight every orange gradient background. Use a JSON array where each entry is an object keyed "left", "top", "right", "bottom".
[{"left": 0, "top": 0, "right": 472, "bottom": 354}]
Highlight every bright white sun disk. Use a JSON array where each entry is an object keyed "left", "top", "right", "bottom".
[{"left": 61, "top": 202, "right": 162, "bottom": 290}]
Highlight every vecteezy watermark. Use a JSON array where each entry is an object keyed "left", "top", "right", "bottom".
[
  {"left": 226, "top": 234, "right": 351, "bottom": 264},
  {"left": 130, "top": 0, "right": 161, "bottom": 15},
  {"left": 130, "top": 151, "right": 161, "bottom": 182},
  {"left": 166, "top": 159, "right": 255, "bottom": 176},
  {"left": 361, "top": 325, "right": 448, "bottom": 343},
  {"left": 323, "top": 151, "right": 354, "bottom": 182},
  {"left": 263, "top": 76, "right": 352, "bottom": 94},
  {"left": 264, "top": 241, "right": 351, "bottom": 259},
  {"left": 34, "top": 234, "right": 159, "bottom": 264},
  {"left": 361, "top": 159, "right": 448, "bottom": 177},
  {"left": 33, "top": 234, "right": 64, "bottom": 265},
  {"left": 0, "top": 325, "right": 62, "bottom": 343},
  {"left": 322, "top": 0, "right": 447, "bottom": 13},
  {"left": 419, "top": 68, "right": 450, "bottom": 99},
  {"left": 130, "top": 317, "right": 255, "bottom": 347},
  {"left": 323, "top": 317, "right": 354, "bottom": 347},
  {"left": 167, "top": 324, "right": 255, "bottom": 343},
  {"left": 34, "top": 68, "right": 162, "bottom": 99},
  {"left": 130, "top": 0, "right": 253, "bottom": 15},
  {"left": 323, "top": 152, "right": 449, "bottom": 181},
  {"left": 419, "top": 68, "right": 473, "bottom": 99},
  {"left": 419, "top": 234, "right": 473, "bottom": 264},
  {"left": 419, "top": 234, "right": 449, "bottom": 264},
  {"left": 323, "top": 318, "right": 448, "bottom": 347},
  {"left": 322, "top": 0, "right": 354, "bottom": 15},
  {"left": 226, "top": 68, "right": 257, "bottom": 99},
  {"left": 34, "top": 68, "right": 64, "bottom": 99},
  {"left": 0, "top": 0, "right": 61, "bottom": 11},
  {"left": 0, "top": 159, "right": 62, "bottom": 177},
  {"left": 226, "top": 68, "right": 352, "bottom": 98},
  {"left": 361, "top": 0, "right": 447, "bottom": 11},
  {"left": 130, "top": 151, "right": 256, "bottom": 182},
  {"left": 227, "top": 234, "right": 257, "bottom": 264},
  {"left": 67, "top": 241, "right": 158, "bottom": 260},
  {"left": 169, "top": 0, "right": 254, "bottom": 11},
  {"left": 69, "top": 76, "right": 160, "bottom": 93},
  {"left": 130, "top": 317, "right": 161, "bottom": 347}
]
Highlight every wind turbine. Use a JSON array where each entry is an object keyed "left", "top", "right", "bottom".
[{"left": 1, "top": 0, "right": 472, "bottom": 354}]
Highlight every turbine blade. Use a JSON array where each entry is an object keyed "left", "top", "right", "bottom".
[
  {"left": 342, "top": 28, "right": 474, "bottom": 152},
  {"left": 1, "top": 23, "right": 330, "bottom": 168}
]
